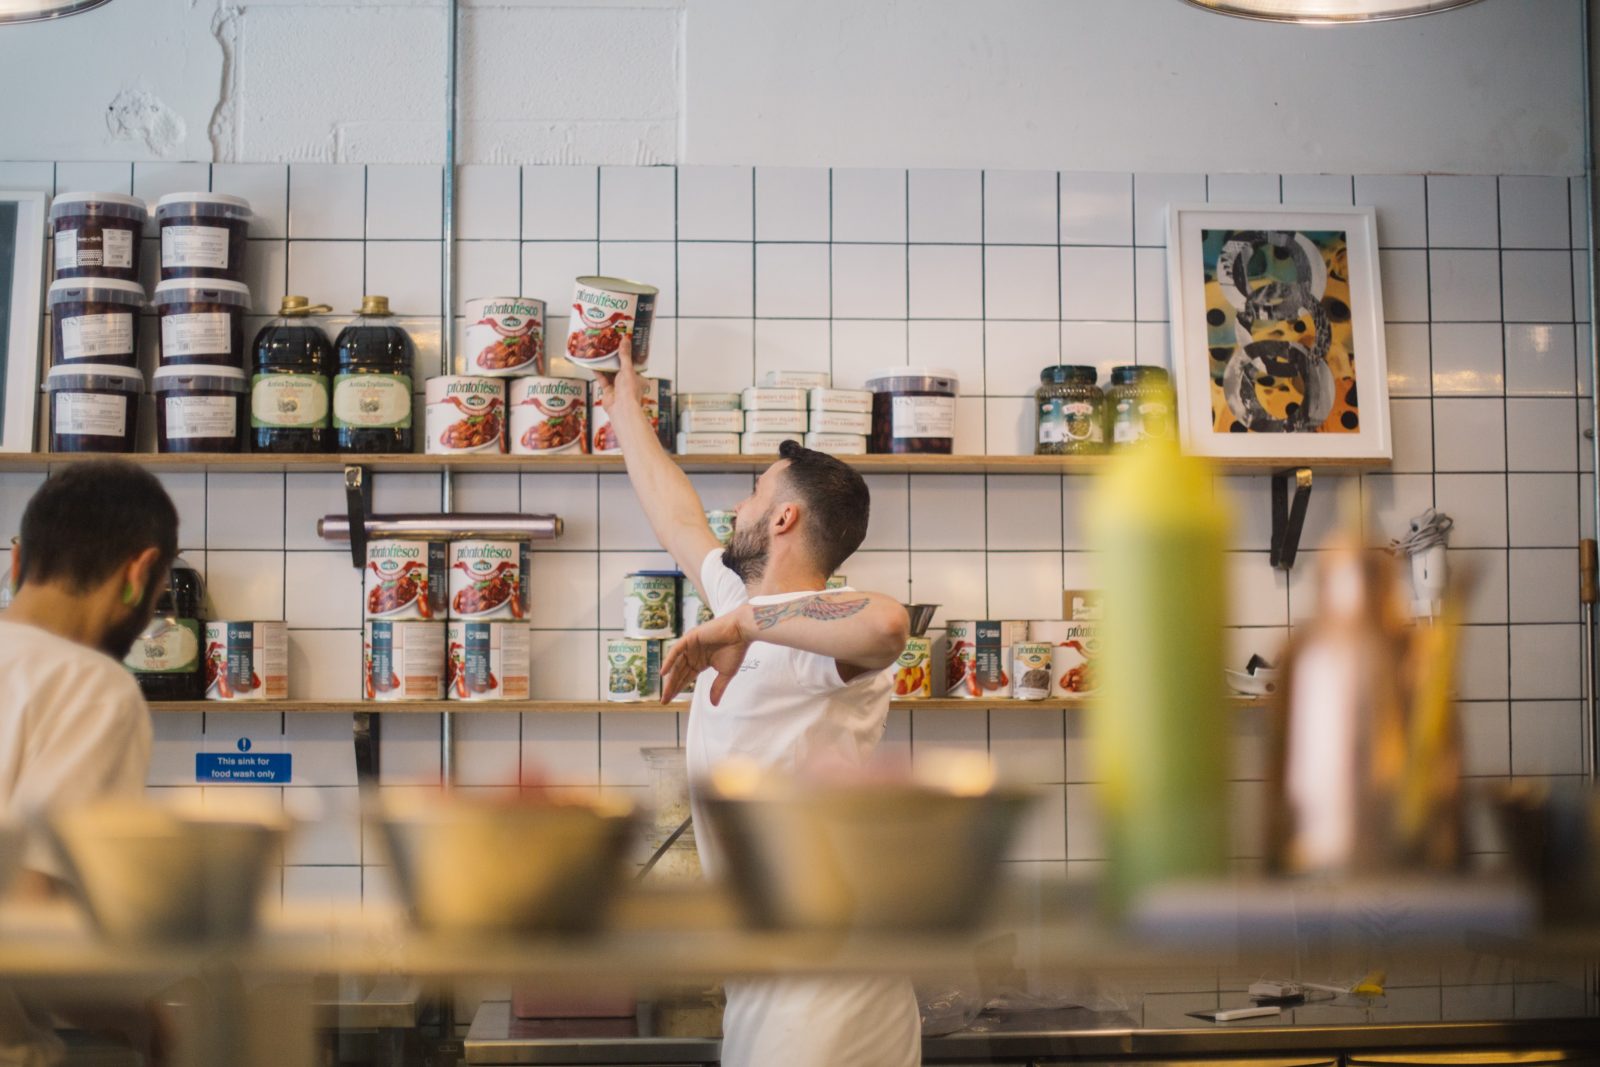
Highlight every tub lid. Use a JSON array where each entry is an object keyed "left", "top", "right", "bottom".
[
  {"left": 154, "top": 192, "right": 252, "bottom": 219},
  {"left": 575, "top": 275, "right": 660, "bottom": 297},
  {"left": 42, "top": 363, "right": 144, "bottom": 392},
  {"left": 152, "top": 365, "right": 248, "bottom": 393},
  {"left": 863, "top": 367, "right": 960, "bottom": 392},
  {"left": 152, "top": 278, "right": 252, "bottom": 307},
  {"left": 49, "top": 192, "right": 147, "bottom": 222},
  {"left": 47, "top": 278, "right": 146, "bottom": 307}
]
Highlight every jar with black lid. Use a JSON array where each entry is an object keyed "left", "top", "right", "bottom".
[
  {"left": 252, "top": 295, "right": 334, "bottom": 453},
  {"left": 1035, "top": 365, "right": 1105, "bottom": 456},
  {"left": 123, "top": 559, "right": 205, "bottom": 701},
  {"left": 1106, "top": 365, "right": 1176, "bottom": 448},
  {"left": 333, "top": 295, "right": 415, "bottom": 454}
]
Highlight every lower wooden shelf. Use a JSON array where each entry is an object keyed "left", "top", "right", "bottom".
[{"left": 151, "top": 696, "right": 1265, "bottom": 713}]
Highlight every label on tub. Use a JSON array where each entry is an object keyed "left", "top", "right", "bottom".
[
  {"left": 162, "top": 312, "right": 232, "bottom": 358},
  {"left": 162, "top": 225, "right": 231, "bottom": 270},
  {"left": 196, "top": 752, "right": 292, "bottom": 783},
  {"left": 59, "top": 313, "right": 134, "bottom": 361}
]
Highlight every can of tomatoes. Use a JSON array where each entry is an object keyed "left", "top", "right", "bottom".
[
  {"left": 590, "top": 376, "right": 672, "bottom": 454},
  {"left": 463, "top": 296, "right": 544, "bottom": 377},
  {"left": 203, "top": 621, "right": 288, "bottom": 702},
  {"left": 365, "top": 539, "right": 445, "bottom": 620},
  {"left": 447, "top": 539, "right": 530, "bottom": 620},
  {"left": 363, "top": 620, "right": 446, "bottom": 701},
  {"left": 508, "top": 376, "right": 589, "bottom": 454},
  {"left": 446, "top": 620, "right": 530, "bottom": 701},
  {"left": 893, "top": 636, "right": 932, "bottom": 698},
  {"left": 567, "top": 276, "right": 657, "bottom": 371},
  {"left": 943, "top": 621, "right": 1027, "bottom": 699},
  {"left": 424, "top": 376, "right": 506, "bottom": 454}
]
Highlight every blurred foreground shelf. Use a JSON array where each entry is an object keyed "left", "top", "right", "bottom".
[{"left": 150, "top": 696, "right": 1267, "bottom": 714}]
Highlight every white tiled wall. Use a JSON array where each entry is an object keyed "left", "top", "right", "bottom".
[{"left": 0, "top": 162, "right": 1592, "bottom": 918}]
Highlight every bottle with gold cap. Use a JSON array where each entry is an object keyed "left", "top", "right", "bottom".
[
  {"left": 333, "top": 295, "right": 416, "bottom": 454},
  {"left": 251, "top": 294, "right": 334, "bottom": 454}
]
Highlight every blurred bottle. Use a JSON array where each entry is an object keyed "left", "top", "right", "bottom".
[{"left": 1088, "top": 441, "right": 1230, "bottom": 910}]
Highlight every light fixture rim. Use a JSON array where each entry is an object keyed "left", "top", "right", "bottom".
[
  {"left": 1178, "top": 0, "right": 1486, "bottom": 23},
  {"left": 0, "top": 0, "right": 114, "bottom": 25}
]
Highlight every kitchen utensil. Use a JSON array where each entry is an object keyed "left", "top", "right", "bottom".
[
  {"left": 1224, "top": 668, "right": 1279, "bottom": 697},
  {"left": 903, "top": 603, "right": 940, "bottom": 637},
  {"left": 377, "top": 791, "right": 637, "bottom": 935}
]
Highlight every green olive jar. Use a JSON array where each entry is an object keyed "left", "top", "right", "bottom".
[
  {"left": 1035, "top": 364, "right": 1106, "bottom": 455},
  {"left": 1106, "top": 365, "right": 1176, "bottom": 448}
]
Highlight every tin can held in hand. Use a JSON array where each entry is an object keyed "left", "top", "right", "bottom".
[
  {"left": 566, "top": 276, "right": 657, "bottom": 372},
  {"left": 446, "top": 621, "right": 530, "bottom": 700},
  {"left": 1011, "top": 642, "right": 1053, "bottom": 701},
  {"left": 606, "top": 637, "right": 661, "bottom": 702},
  {"left": 464, "top": 296, "right": 544, "bottom": 377}
]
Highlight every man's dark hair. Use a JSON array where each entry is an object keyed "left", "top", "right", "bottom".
[
  {"left": 17, "top": 461, "right": 179, "bottom": 591},
  {"left": 776, "top": 440, "right": 870, "bottom": 575}
]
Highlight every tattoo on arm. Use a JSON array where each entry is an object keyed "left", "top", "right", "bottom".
[{"left": 752, "top": 595, "right": 870, "bottom": 631}]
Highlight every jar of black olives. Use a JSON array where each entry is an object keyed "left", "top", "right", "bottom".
[
  {"left": 333, "top": 296, "right": 415, "bottom": 454},
  {"left": 252, "top": 296, "right": 334, "bottom": 453}
]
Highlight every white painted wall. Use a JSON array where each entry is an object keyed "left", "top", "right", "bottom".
[{"left": 0, "top": 0, "right": 1586, "bottom": 174}]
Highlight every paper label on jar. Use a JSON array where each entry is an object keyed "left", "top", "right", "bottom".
[
  {"left": 54, "top": 229, "right": 77, "bottom": 271},
  {"left": 252, "top": 374, "right": 329, "bottom": 429},
  {"left": 889, "top": 395, "right": 955, "bottom": 440},
  {"left": 333, "top": 374, "right": 413, "bottom": 429},
  {"left": 161, "top": 225, "right": 230, "bottom": 270},
  {"left": 165, "top": 395, "right": 237, "bottom": 440},
  {"left": 124, "top": 618, "right": 201, "bottom": 674},
  {"left": 59, "top": 313, "right": 134, "bottom": 361},
  {"left": 101, "top": 228, "right": 133, "bottom": 269},
  {"left": 161, "top": 312, "right": 232, "bottom": 358},
  {"left": 54, "top": 392, "right": 126, "bottom": 437}
]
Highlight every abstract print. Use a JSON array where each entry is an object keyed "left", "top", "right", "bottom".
[{"left": 1201, "top": 228, "right": 1359, "bottom": 436}]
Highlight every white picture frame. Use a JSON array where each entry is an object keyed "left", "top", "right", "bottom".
[
  {"left": 1165, "top": 203, "right": 1391, "bottom": 462},
  {"left": 0, "top": 190, "right": 46, "bottom": 453}
]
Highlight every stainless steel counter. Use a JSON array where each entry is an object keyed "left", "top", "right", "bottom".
[{"left": 463, "top": 1001, "right": 1600, "bottom": 1066}]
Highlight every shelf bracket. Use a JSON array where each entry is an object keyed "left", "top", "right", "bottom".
[
  {"left": 353, "top": 710, "right": 380, "bottom": 785},
  {"left": 1270, "top": 467, "right": 1314, "bottom": 571},
  {"left": 343, "top": 464, "right": 372, "bottom": 570}
]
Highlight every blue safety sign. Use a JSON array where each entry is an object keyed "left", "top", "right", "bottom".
[{"left": 196, "top": 752, "right": 292, "bottom": 783}]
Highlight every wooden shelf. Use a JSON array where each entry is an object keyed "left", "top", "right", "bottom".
[
  {"left": 0, "top": 451, "right": 1392, "bottom": 477},
  {"left": 152, "top": 696, "right": 1266, "bottom": 714}
]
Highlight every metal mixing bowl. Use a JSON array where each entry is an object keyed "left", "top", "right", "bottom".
[
  {"left": 377, "top": 792, "right": 639, "bottom": 936},
  {"left": 50, "top": 802, "right": 286, "bottom": 943},
  {"left": 701, "top": 771, "right": 1035, "bottom": 932}
]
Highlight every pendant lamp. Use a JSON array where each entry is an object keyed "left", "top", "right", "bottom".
[
  {"left": 1181, "top": 0, "right": 1483, "bottom": 23},
  {"left": 0, "top": 0, "right": 112, "bottom": 25}
]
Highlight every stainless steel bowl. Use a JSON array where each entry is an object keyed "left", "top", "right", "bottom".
[
  {"left": 51, "top": 802, "right": 286, "bottom": 943},
  {"left": 377, "top": 793, "right": 638, "bottom": 935},
  {"left": 701, "top": 773, "right": 1035, "bottom": 932}
]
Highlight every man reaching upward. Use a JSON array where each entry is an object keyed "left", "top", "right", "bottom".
[{"left": 593, "top": 340, "right": 919, "bottom": 1067}]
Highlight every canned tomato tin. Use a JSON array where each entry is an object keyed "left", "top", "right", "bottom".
[
  {"left": 705, "top": 510, "right": 735, "bottom": 545},
  {"left": 893, "top": 636, "right": 932, "bottom": 698},
  {"left": 944, "top": 621, "right": 1026, "bottom": 699},
  {"left": 365, "top": 539, "right": 445, "bottom": 620},
  {"left": 606, "top": 637, "right": 661, "bottom": 702},
  {"left": 448, "top": 539, "right": 530, "bottom": 620},
  {"left": 590, "top": 377, "right": 672, "bottom": 454},
  {"left": 424, "top": 376, "right": 506, "bottom": 454},
  {"left": 567, "top": 276, "right": 657, "bottom": 371},
  {"left": 508, "top": 376, "right": 588, "bottom": 454},
  {"left": 203, "top": 621, "right": 288, "bottom": 701},
  {"left": 624, "top": 571, "right": 678, "bottom": 639},
  {"left": 1029, "top": 615, "right": 1099, "bottom": 697},
  {"left": 1011, "top": 642, "right": 1053, "bottom": 701},
  {"left": 464, "top": 296, "right": 544, "bottom": 377},
  {"left": 364, "top": 621, "right": 446, "bottom": 701},
  {"left": 446, "top": 621, "right": 530, "bottom": 701}
]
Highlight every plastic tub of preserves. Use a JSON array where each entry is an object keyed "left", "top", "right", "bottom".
[
  {"left": 446, "top": 621, "right": 530, "bottom": 701},
  {"left": 43, "top": 363, "right": 142, "bottom": 453},
  {"left": 808, "top": 409, "right": 871, "bottom": 435},
  {"left": 943, "top": 620, "right": 1027, "bottom": 699},
  {"left": 865, "top": 368, "right": 959, "bottom": 455},
  {"left": 366, "top": 540, "right": 446, "bottom": 620},
  {"left": 425, "top": 376, "right": 506, "bottom": 455},
  {"left": 743, "top": 409, "right": 808, "bottom": 435},
  {"left": 893, "top": 635, "right": 932, "bottom": 698},
  {"left": 624, "top": 572, "right": 678, "bottom": 639},
  {"left": 591, "top": 377, "right": 672, "bottom": 454},
  {"left": 155, "top": 192, "right": 251, "bottom": 282},
  {"left": 50, "top": 192, "right": 145, "bottom": 281},
  {"left": 448, "top": 539, "right": 530, "bottom": 620},
  {"left": 740, "top": 386, "right": 806, "bottom": 411},
  {"left": 153, "top": 278, "right": 250, "bottom": 367},
  {"left": 509, "top": 376, "right": 588, "bottom": 454},
  {"left": 675, "top": 432, "right": 740, "bottom": 455},
  {"left": 364, "top": 621, "right": 446, "bottom": 701},
  {"left": 677, "top": 408, "right": 744, "bottom": 434},
  {"left": 741, "top": 432, "right": 802, "bottom": 454},
  {"left": 151, "top": 365, "right": 247, "bottom": 453},
  {"left": 705, "top": 510, "right": 735, "bottom": 545},
  {"left": 47, "top": 278, "right": 143, "bottom": 367},
  {"left": 1011, "top": 642, "right": 1053, "bottom": 701},
  {"left": 203, "top": 621, "right": 288, "bottom": 701},
  {"left": 567, "top": 276, "right": 657, "bottom": 371},
  {"left": 759, "top": 369, "right": 830, "bottom": 389},
  {"left": 605, "top": 637, "right": 661, "bottom": 703},
  {"left": 465, "top": 296, "right": 545, "bottom": 377},
  {"left": 802, "top": 432, "right": 868, "bottom": 455}
]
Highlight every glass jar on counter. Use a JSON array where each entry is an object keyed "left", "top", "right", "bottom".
[
  {"left": 1106, "top": 365, "right": 1175, "bottom": 448},
  {"left": 251, "top": 296, "right": 334, "bottom": 453},
  {"left": 333, "top": 295, "right": 415, "bottom": 454},
  {"left": 124, "top": 560, "right": 205, "bottom": 701},
  {"left": 1035, "top": 365, "right": 1105, "bottom": 455}
]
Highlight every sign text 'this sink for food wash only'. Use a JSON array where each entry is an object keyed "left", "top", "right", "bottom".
[{"left": 195, "top": 736, "right": 293, "bottom": 783}]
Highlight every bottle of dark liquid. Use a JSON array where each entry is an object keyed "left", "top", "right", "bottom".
[
  {"left": 123, "top": 560, "right": 206, "bottom": 701},
  {"left": 333, "top": 295, "right": 415, "bottom": 454},
  {"left": 251, "top": 295, "right": 334, "bottom": 453}
]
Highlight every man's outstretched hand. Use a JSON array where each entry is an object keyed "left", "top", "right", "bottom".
[{"left": 660, "top": 608, "right": 753, "bottom": 706}]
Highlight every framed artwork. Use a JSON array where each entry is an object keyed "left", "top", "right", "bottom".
[
  {"left": 0, "top": 190, "right": 46, "bottom": 453},
  {"left": 1165, "top": 204, "right": 1391, "bottom": 462}
]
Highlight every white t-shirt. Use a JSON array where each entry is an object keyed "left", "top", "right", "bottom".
[{"left": 687, "top": 550, "right": 919, "bottom": 1067}]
